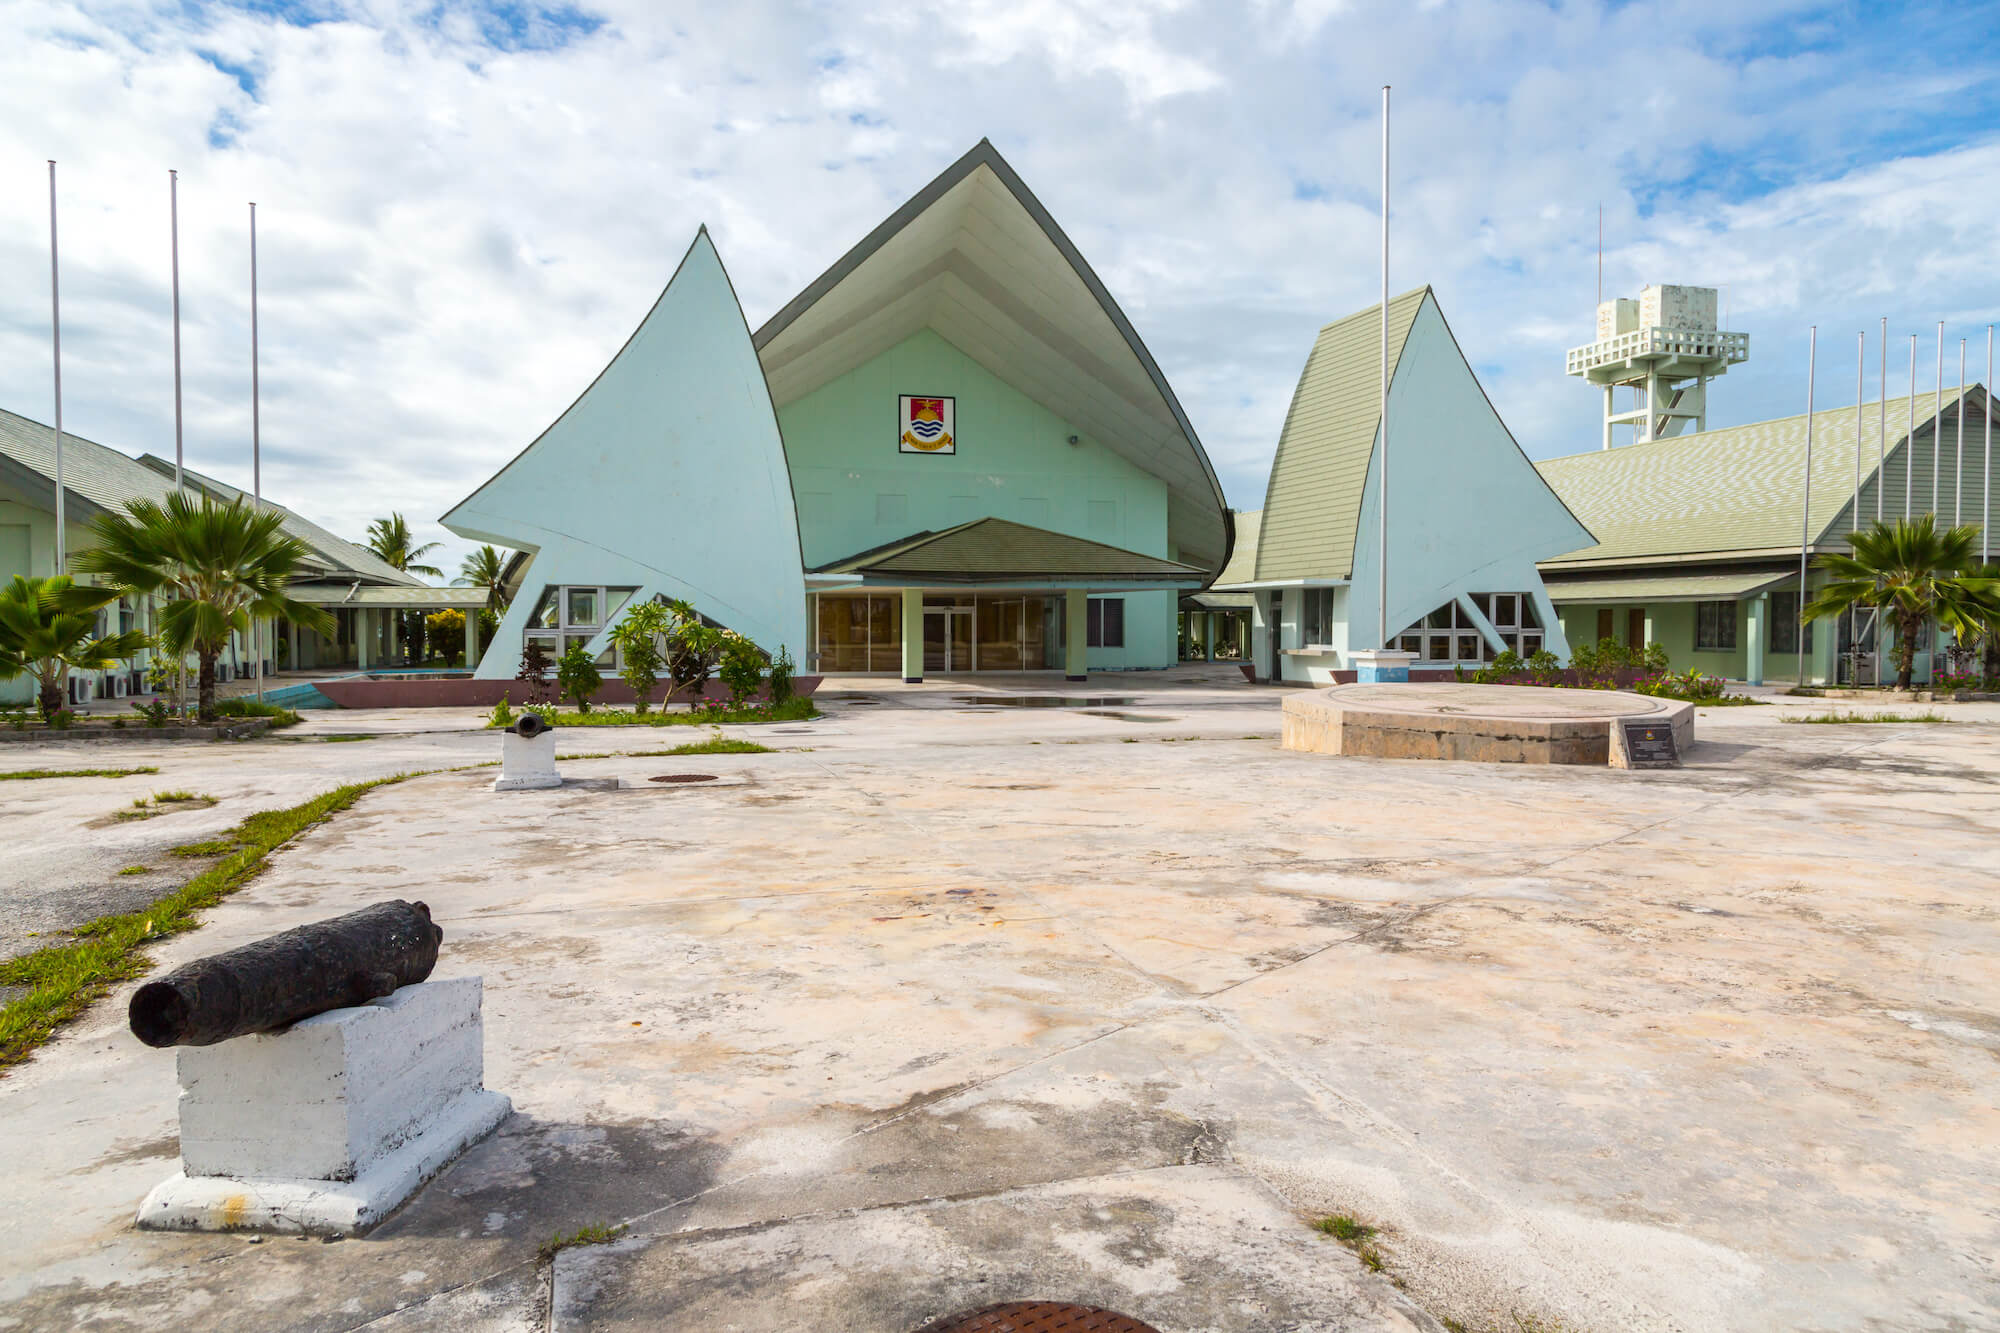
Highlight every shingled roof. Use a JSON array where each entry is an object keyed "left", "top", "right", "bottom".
[{"left": 813, "top": 517, "right": 1205, "bottom": 584}]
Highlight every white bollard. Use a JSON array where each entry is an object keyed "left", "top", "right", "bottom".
[
  {"left": 136, "top": 976, "right": 511, "bottom": 1236},
  {"left": 494, "top": 713, "right": 560, "bottom": 791}
]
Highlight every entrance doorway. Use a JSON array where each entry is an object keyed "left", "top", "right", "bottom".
[{"left": 923, "top": 607, "right": 973, "bottom": 673}]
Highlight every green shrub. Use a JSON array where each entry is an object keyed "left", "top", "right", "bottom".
[
  {"left": 556, "top": 642, "right": 603, "bottom": 714},
  {"left": 489, "top": 693, "right": 514, "bottom": 728},
  {"left": 211, "top": 697, "right": 300, "bottom": 728},
  {"left": 608, "top": 602, "right": 671, "bottom": 714},
  {"left": 768, "top": 646, "right": 795, "bottom": 706},
  {"left": 718, "top": 634, "right": 766, "bottom": 707}
]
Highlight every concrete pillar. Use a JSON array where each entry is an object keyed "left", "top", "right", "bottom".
[
  {"left": 1745, "top": 594, "right": 1766, "bottom": 686},
  {"left": 465, "top": 606, "right": 481, "bottom": 670},
  {"left": 1064, "top": 588, "right": 1088, "bottom": 682},
  {"left": 357, "top": 609, "right": 371, "bottom": 671},
  {"left": 387, "top": 609, "right": 402, "bottom": 665},
  {"left": 288, "top": 618, "right": 300, "bottom": 674},
  {"left": 900, "top": 587, "right": 923, "bottom": 683},
  {"left": 1810, "top": 611, "right": 1838, "bottom": 687},
  {"left": 1205, "top": 612, "right": 1216, "bottom": 662}
]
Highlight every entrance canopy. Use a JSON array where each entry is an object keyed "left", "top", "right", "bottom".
[
  {"left": 813, "top": 517, "right": 1204, "bottom": 591},
  {"left": 754, "top": 140, "right": 1230, "bottom": 578}
]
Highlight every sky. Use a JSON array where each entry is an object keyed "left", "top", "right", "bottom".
[{"left": 3, "top": 0, "right": 1998, "bottom": 580}]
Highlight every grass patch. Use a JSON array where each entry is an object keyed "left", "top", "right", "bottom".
[
  {"left": 1780, "top": 710, "right": 1948, "bottom": 724},
  {"left": 537, "top": 1222, "right": 627, "bottom": 1263},
  {"left": 149, "top": 790, "right": 215, "bottom": 805},
  {"left": 496, "top": 697, "right": 819, "bottom": 728},
  {"left": 117, "top": 865, "right": 149, "bottom": 876},
  {"left": 211, "top": 698, "right": 302, "bottom": 729},
  {"left": 169, "top": 839, "right": 238, "bottom": 858},
  {"left": 0, "top": 772, "right": 421, "bottom": 1071},
  {"left": 1694, "top": 695, "right": 1768, "bottom": 706},
  {"left": 1312, "top": 1213, "right": 1387, "bottom": 1274},
  {"left": 0, "top": 766, "right": 160, "bottom": 782}
]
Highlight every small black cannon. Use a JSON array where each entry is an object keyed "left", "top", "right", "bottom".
[
  {"left": 513, "top": 713, "right": 552, "bottom": 739},
  {"left": 129, "top": 900, "right": 443, "bottom": 1048}
]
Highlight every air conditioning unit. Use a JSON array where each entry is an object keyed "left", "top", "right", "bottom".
[
  {"left": 216, "top": 663, "right": 233, "bottom": 684},
  {"left": 111, "top": 674, "right": 130, "bottom": 699},
  {"left": 67, "top": 675, "right": 93, "bottom": 705}
]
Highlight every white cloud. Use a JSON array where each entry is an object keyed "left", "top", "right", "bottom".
[{"left": 0, "top": 0, "right": 1995, "bottom": 579}]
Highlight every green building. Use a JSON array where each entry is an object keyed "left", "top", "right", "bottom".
[{"left": 1536, "top": 385, "right": 1994, "bottom": 684}]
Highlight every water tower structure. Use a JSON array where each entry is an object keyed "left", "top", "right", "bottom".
[{"left": 1566, "top": 285, "right": 1748, "bottom": 449}]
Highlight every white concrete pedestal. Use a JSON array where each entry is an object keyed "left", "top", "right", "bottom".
[
  {"left": 137, "top": 977, "right": 510, "bottom": 1236},
  {"left": 494, "top": 728, "right": 560, "bottom": 790},
  {"left": 1348, "top": 648, "right": 1418, "bottom": 684}
]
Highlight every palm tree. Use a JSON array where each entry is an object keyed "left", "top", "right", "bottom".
[
  {"left": 364, "top": 513, "right": 444, "bottom": 579},
  {"left": 0, "top": 576, "right": 151, "bottom": 721},
  {"left": 454, "top": 544, "right": 511, "bottom": 612},
  {"left": 1802, "top": 515, "right": 2000, "bottom": 689},
  {"left": 75, "top": 493, "right": 336, "bottom": 721}
]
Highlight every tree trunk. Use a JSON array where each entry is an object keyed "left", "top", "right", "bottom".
[
  {"left": 197, "top": 650, "right": 218, "bottom": 722},
  {"left": 1894, "top": 611, "right": 1919, "bottom": 691},
  {"left": 37, "top": 667, "right": 64, "bottom": 722}
]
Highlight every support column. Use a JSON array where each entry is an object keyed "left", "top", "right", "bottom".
[
  {"left": 1810, "top": 609, "right": 1837, "bottom": 687},
  {"left": 1603, "top": 385, "right": 1614, "bottom": 451},
  {"left": 900, "top": 588, "right": 923, "bottom": 684},
  {"left": 1205, "top": 612, "right": 1216, "bottom": 661},
  {"left": 1745, "top": 594, "right": 1766, "bottom": 686},
  {"left": 288, "top": 618, "right": 300, "bottom": 673},
  {"left": 387, "top": 609, "right": 402, "bottom": 666},
  {"left": 1064, "top": 588, "right": 1088, "bottom": 682},
  {"left": 465, "top": 606, "right": 481, "bottom": 670},
  {"left": 357, "top": 609, "right": 371, "bottom": 671}
]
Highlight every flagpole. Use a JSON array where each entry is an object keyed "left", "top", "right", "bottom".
[
  {"left": 1907, "top": 337, "right": 1916, "bottom": 519},
  {"left": 1377, "top": 83, "right": 1390, "bottom": 651},
  {"left": 1955, "top": 339, "right": 1965, "bottom": 527},
  {"left": 1798, "top": 326, "right": 1816, "bottom": 686},
  {"left": 1933, "top": 322, "right": 1942, "bottom": 515},
  {"left": 49, "top": 162, "right": 65, "bottom": 576},
  {"left": 1877, "top": 317, "right": 1886, "bottom": 524},
  {"left": 251, "top": 200, "right": 263, "bottom": 702},
  {"left": 1986, "top": 325, "right": 1993, "bottom": 564},
  {"left": 171, "top": 169, "right": 184, "bottom": 489},
  {"left": 1851, "top": 331, "right": 1862, "bottom": 683}
]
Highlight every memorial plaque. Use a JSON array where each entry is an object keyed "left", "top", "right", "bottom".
[{"left": 1620, "top": 718, "right": 1680, "bottom": 768}]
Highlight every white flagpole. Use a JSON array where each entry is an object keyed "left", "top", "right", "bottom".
[
  {"left": 48, "top": 162, "right": 65, "bottom": 576},
  {"left": 1933, "top": 322, "right": 1943, "bottom": 515},
  {"left": 171, "top": 169, "right": 184, "bottom": 489},
  {"left": 1851, "top": 331, "right": 1862, "bottom": 683},
  {"left": 251, "top": 200, "right": 263, "bottom": 702},
  {"left": 1986, "top": 325, "right": 1993, "bottom": 564},
  {"left": 1877, "top": 317, "right": 1886, "bottom": 524},
  {"left": 1907, "top": 336, "right": 1916, "bottom": 519},
  {"left": 1955, "top": 339, "right": 1965, "bottom": 527},
  {"left": 1377, "top": 83, "right": 1390, "bottom": 651},
  {"left": 1799, "top": 327, "right": 1817, "bottom": 686}
]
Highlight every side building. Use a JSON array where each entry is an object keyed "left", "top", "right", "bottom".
[
  {"left": 1535, "top": 385, "right": 1993, "bottom": 685},
  {"left": 0, "top": 406, "right": 457, "bottom": 704},
  {"left": 1211, "top": 287, "right": 1592, "bottom": 683},
  {"left": 446, "top": 140, "right": 1230, "bottom": 682}
]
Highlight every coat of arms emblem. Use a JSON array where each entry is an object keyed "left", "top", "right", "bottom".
[{"left": 899, "top": 395, "right": 955, "bottom": 454}]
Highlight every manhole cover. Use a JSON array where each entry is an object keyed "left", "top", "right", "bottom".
[
  {"left": 648, "top": 773, "right": 718, "bottom": 784},
  {"left": 914, "top": 1303, "right": 1162, "bottom": 1333}
]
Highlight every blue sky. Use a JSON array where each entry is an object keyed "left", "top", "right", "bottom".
[{"left": 2, "top": 0, "right": 1997, "bottom": 573}]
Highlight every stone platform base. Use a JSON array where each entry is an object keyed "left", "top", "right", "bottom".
[
  {"left": 1281, "top": 683, "right": 1693, "bottom": 766},
  {"left": 136, "top": 976, "right": 510, "bottom": 1236},
  {"left": 136, "top": 1089, "right": 510, "bottom": 1235}
]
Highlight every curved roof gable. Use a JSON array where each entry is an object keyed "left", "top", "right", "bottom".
[{"left": 753, "top": 140, "right": 1230, "bottom": 577}]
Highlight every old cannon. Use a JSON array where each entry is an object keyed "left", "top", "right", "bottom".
[
  {"left": 513, "top": 712, "right": 552, "bottom": 738},
  {"left": 128, "top": 899, "right": 443, "bottom": 1048}
]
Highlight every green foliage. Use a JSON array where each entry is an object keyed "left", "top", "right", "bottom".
[
  {"left": 117, "top": 865, "right": 149, "bottom": 876},
  {"left": 0, "top": 574, "right": 148, "bottom": 721},
  {"left": 0, "top": 766, "right": 159, "bottom": 781},
  {"left": 1632, "top": 668, "right": 1727, "bottom": 702},
  {"left": 1471, "top": 649, "right": 1523, "bottom": 683},
  {"left": 1525, "top": 648, "right": 1562, "bottom": 685},
  {"left": 660, "top": 599, "right": 723, "bottom": 709},
  {"left": 426, "top": 607, "right": 466, "bottom": 664},
  {"left": 537, "top": 1222, "right": 627, "bottom": 1263},
  {"left": 75, "top": 493, "right": 335, "bottom": 722},
  {"left": 662, "top": 730, "right": 772, "bottom": 755},
  {"left": 489, "top": 693, "right": 514, "bottom": 727},
  {"left": 608, "top": 602, "right": 672, "bottom": 713},
  {"left": 1803, "top": 515, "right": 2000, "bottom": 690},
  {"left": 211, "top": 697, "right": 301, "bottom": 728},
  {"left": 0, "top": 771, "right": 420, "bottom": 1069},
  {"left": 132, "top": 698, "right": 172, "bottom": 726},
  {"left": 1313, "top": 1215, "right": 1378, "bottom": 1243},
  {"left": 454, "top": 544, "right": 511, "bottom": 612},
  {"left": 557, "top": 641, "right": 604, "bottom": 713},
  {"left": 718, "top": 633, "right": 767, "bottom": 707},
  {"left": 362, "top": 513, "right": 443, "bottom": 579},
  {"left": 768, "top": 646, "right": 795, "bottom": 706},
  {"left": 1782, "top": 710, "right": 1948, "bottom": 724},
  {"left": 490, "top": 695, "right": 818, "bottom": 728}
]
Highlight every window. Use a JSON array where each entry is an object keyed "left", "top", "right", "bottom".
[
  {"left": 1086, "top": 597, "right": 1124, "bottom": 648},
  {"left": 1768, "top": 590, "right": 1813, "bottom": 655},
  {"left": 1695, "top": 600, "right": 1738, "bottom": 651},
  {"left": 1302, "top": 588, "right": 1335, "bottom": 645},
  {"left": 1392, "top": 593, "right": 1543, "bottom": 663},
  {"left": 566, "top": 587, "right": 599, "bottom": 628}
]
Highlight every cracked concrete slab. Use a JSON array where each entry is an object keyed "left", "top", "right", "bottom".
[{"left": 2, "top": 670, "right": 1997, "bottom": 1332}]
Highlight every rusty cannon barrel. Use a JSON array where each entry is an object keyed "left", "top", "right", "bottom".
[
  {"left": 129, "top": 900, "right": 443, "bottom": 1048},
  {"left": 513, "top": 712, "right": 552, "bottom": 739}
]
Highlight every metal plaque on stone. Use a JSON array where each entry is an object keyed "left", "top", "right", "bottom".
[{"left": 1620, "top": 719, "right": 1680, "bottom": 768}]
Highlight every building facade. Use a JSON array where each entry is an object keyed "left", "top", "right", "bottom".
[
  {"left": 447, "top": 141, "right": 1230, "bottom": 681},
  {"left": 1211, "top": 288, "right": 1590, "bottom": 682},
  {"left": 1536, "top": 386, "right": 1993, "bottom": 685}
]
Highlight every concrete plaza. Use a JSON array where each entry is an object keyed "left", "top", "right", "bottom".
[{"left": 1, "top": 669, "right": 1996, "bottom": 1331}]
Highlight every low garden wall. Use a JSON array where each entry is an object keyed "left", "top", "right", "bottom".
[
  {"left": 0, "top": 718, "right": 272, "bottom": 743},
  {"left": 313, "top": 676, "right": 823, "bottom": 710}
]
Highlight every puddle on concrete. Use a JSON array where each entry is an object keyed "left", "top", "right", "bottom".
[
  {"left": 955, "top": 696, "right": 1143, "bottom": 708},
  {"left": 1084, "top": 711, "right": 1174, "bottom": 723}
]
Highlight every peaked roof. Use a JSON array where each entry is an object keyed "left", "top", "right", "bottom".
[
  {"left": 1254, "top": 287, "right": 1428, "bottom": 581},
  {"left": 813, "top": 517, "right": 1204, "bottom": 583},
  {"left": 134, "top": 456, "right": 418, "bottom": 586},
  {"left": 753, "top": 139, "right": 1230, "bottom": 577},
  {"left": 0, "top": 405, "right": 178, "bottom": 523},
  {"left": 1212, "top": 508, "right": 1260, "bottom": 586},
  {"left": 1537, "top": 386, "right": 1987, "bottom": 566}
]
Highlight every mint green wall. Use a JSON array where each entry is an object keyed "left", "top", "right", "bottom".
[
  {"left": 780, "top": 329, "right": 1176, "bottom": 669},
  {"left": 1554, "top": 598, "right": 1845, "bottom": 684}
]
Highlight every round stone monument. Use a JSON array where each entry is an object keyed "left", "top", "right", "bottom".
[{"left": 1281, "top": 682, "right": 1693, "bottom": 767}]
